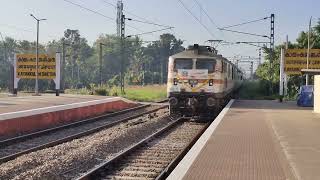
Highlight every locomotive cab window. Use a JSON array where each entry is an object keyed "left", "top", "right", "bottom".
[
  {"left": 196, "top": 59, "right": 216, "bottom": 73},
  {"left": 174, "top": 58, "right": 193, "bottom": 70}
]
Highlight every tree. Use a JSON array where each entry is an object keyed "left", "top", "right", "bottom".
[
  {"left": 255, "top": 20, "right": 320, "bottom": 98},
  {"left": 64, "top": 29, "right": 81, "bottom": 87}
]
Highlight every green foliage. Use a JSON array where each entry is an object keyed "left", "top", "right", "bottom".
[
  {"left": 254, "top": 20, "right": 320, "bottom": 98},
  {"left": 239, "top": 80, "right": 278, "bottom": 100},
  {"left": 109, "top": 86, "right": 119, "bottom": 96},
  {"left": 65, "top": 88, "right": 91, "bottom": 95},
  {"left": 94, "top": 88, "right": 108, "bottom": 96},
  {"left": 0, "top": 30, "right": 184, "bottom": 92}
]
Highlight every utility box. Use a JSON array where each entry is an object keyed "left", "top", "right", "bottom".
[
  {"left": 315, "top": 75, "right": 320, "bottom": 113},
  {"left": 297, "top": 85, "right": 314, "bottom": 107}
]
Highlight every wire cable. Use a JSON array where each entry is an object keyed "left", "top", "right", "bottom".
[
  {"left": 177, "top": 0, "right": 216, "bottom": 39},
  {"left": 62, "top": 0, "right": 144, "bottom": 32},
  {"left": 219, "top": 28, "right": 269, "bottom": 38},
  {"left": 221, "top": 17, "right": 269, "bottom": 29},
  {"left": 63, "top": 0, "right": 114, "bottom": 20},
  {"left": 192, "top": 0, "right": 220, "bottom": 30},
  {"left": 128, "top": 19, "right": 173, "bottom": 28},
  {"left": 101, "top": 0, "right": 173, "bottom": 29},
  {"left": 127, "top": 27, "right": 174, "bottom": 37}
]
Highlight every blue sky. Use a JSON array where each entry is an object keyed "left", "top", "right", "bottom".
[{"left": 0, "top": 0, "right": 319, "bottom": 72}]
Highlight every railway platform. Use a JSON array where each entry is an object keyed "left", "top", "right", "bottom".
[
  {"left": 0, "top": 94, "right": 136, "bottom": 138},
  {"left": 168, "top": 100, "right": 320, "bottom": 180}
]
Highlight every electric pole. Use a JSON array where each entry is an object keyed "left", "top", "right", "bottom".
[
  {"left": 116, "top": 0, "right": 123, "bottom": 37},
  {"left": 269, "top": 13, "right": 275, "bottom": 94},
  {"left": 117, "top": 0, "right": 125, "bottom": 93},
  {"left": 306, "top": 16, "right": 312, "bottom": 85},
  {"left": 120, "top": 14, "right": 125, "bottom": 93},
  {"left": 258, "top": 48, "right": 261, "bottom": 66},
  {"left": 250, "top": 61, "right": 254, "bottom": 80},
  {"left": 99, "top": 43, "right": 103, "bottom": 86},
  {"left": 30, "top": 14, "right": 46, "bottom": 96}
]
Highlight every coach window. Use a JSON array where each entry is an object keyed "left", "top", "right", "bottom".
[
  {"left": 223, "top": 62, "right": 227, "bottom": 73},
  {"left": 232, "top": 67, "right": 234, "bottom": 80},
  {"left": 174, "top": 58, "right": 193, "bottom": 70},
  {"left": 196, "top": 59, "right": 216, "bottom": 73}
]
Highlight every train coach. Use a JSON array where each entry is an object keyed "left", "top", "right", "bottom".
[{"left": 167, "top": 44, "right": 243, "bottom": 117}]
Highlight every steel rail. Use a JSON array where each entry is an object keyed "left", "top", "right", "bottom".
[
  {"left": 0, "top": 105, "right": 168, "bottom": 164},
  {"left": 156, "top": 121, "right": 210, "bottom": 180},
  {"left": 77, "top": 117, "right": 186, "bottom": 180},
  {"left": 0, "top": 104, "right": 150, "bottom": 147}
]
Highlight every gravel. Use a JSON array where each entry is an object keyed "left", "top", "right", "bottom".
[
  {"left": 104, "top": 122, "right": 205, "bottom": 179},
  {"left": 0, "top": 108, "right": 171, "bottom": 180},
  {"left": 0, "top": 105, "right": 162, "bottom": 159}
]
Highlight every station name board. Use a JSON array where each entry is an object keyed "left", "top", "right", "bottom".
[
  {"left": 284, "top": 49, "right": 320, "bottom": 75},
  {"left": 16, "top": 54, "right": 56, "bottom": 79}
]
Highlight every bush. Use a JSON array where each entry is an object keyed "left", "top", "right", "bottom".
[
  {"left": 238, "top": 80, "right": 278, "bottom": 100},
  {"left": 94, "top": 88, "right": 108, "bottom": 96},
  {"left": 109, "top": 86, "right": 119, "bottom": 96}
]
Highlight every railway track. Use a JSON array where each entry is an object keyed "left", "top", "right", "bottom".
[
  {"left": 77, "top": 117, "right": 208, "bottom": 180},
  {"left": 0, "top": 104, "right": 167, "bottom": 164}
]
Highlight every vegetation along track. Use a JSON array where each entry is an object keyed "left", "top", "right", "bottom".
[
  {"left": 77, "top": 118, "right": 208, "bottom": 180},
  {"left": 0, "top": 104, "right": 167, "bottom": 164}
]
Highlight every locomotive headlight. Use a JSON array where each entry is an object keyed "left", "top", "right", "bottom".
[
  {"left": 209, "top": 79, "right": 214, "bottom": 86},
  {"left": 173, "top": 78, "right": 178, "bottom": 85}
]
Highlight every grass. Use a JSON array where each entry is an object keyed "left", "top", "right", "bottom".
[
  {"left": 238, "top": 80, "right": 279, "bottom": 100},
  {"left": 120, "top": 85, "right": 167, "bottom": 102},
  {"left": 64, "top": 85, "right": 167, "bottom": 102}
]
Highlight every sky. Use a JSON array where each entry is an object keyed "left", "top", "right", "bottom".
[{"left": 0, "top": 0, "right": 319, "bottom": 73}]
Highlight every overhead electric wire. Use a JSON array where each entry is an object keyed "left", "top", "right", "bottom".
[
  {"left": 128, "top": 19, "right": 173, "bottom": 28},
  {"left": 177, "top": 0, "right": 216, "bottom": 39},
  {"left": 62, "top": 0, "right": 143, "bottom": 32},
  {"left": 192, "top": 0, "right": 230, "bottom": 45},
  {"left": 63, "top": 0, "right": 114, "bottom": 20},
  {"left": 219, "top": 28, "right": 269, "bottom": 38},
  {"left": 221, "top": 16, "right": 269, "bottom": 29},
  {"left": 101, "top": 0, "right": 173, "bottom": 29},
  {"left": 127, "top": 27, "right": 174, "bottom": 37},
  {"left": 101, "top": 0, "right": 117, "bottom": 8},
  {"left": 192, "top": 0, "right": 223, "bottom": 33},
  {"left": 101, "top": 0, "right": 148, "bottom": 22}
]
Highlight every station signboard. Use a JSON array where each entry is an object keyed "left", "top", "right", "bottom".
[
  {"left": 16, "top": 54, "right": 56, "bottom": 79},
  {"left": 13, "top": 53, "right": 61, "bottom": 95},
  {"left": 284, "top": 49, "right": 320, "bottom": 75}
]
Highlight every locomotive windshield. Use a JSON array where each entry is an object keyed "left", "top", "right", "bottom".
[
  {"left": 196, "top": 59, "right": 216, "bottom": 73},
  {"left": 174, "top": 58, "right": 193, "bottom": 70}
]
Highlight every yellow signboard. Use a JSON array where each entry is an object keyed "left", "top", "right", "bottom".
[
  {"left": 284, "top": 49, "right": 320, "bottom": 75},
  {"left": 16, "top": 54, "right": 56, "bottom": 79}
]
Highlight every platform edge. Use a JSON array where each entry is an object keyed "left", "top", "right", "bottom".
[
  {"left": 166, "top": 99, "right": 235, "bottom": 180},
  {"left": 0, "top": 97, "right": 123, "bottom": 121}
]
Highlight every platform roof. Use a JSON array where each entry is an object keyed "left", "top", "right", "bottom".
[{"left": 301, "top": 69, "right": 320, "bottom": 75}]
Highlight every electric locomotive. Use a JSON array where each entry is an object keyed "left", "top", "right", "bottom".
[{"left": 167, "top": 44, "right": 243, "bottom": 117}]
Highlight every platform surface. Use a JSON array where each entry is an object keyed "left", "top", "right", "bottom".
[
  {"left": 169, "top": 100, "right": 320, "bottom": 180},
  {"left": 0, "top": 94, "right": 112, "bottom": 114}
]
